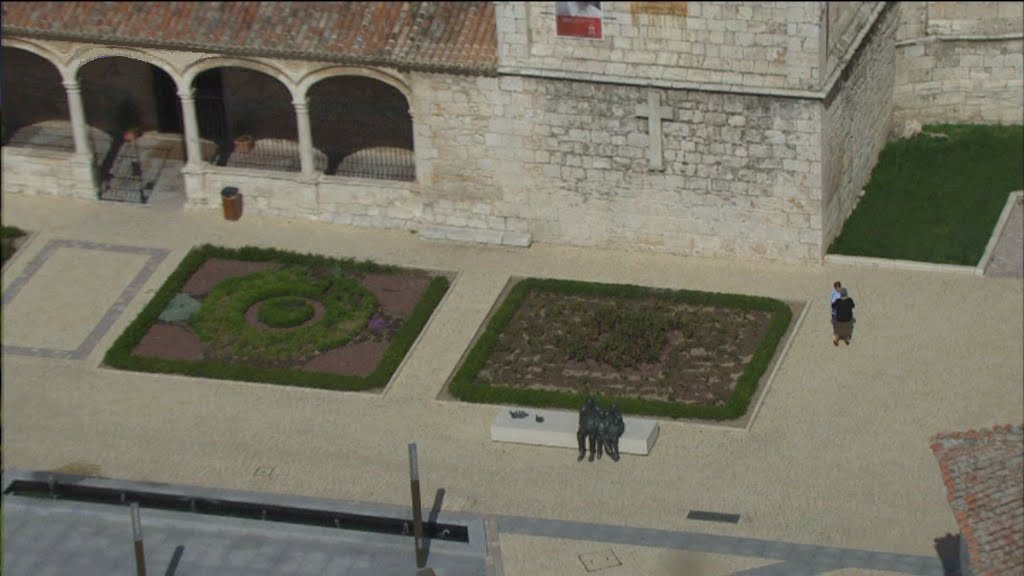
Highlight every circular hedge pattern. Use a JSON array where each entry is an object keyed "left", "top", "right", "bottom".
[
  {"left": 190, "top": 267, "right": 378, "bottom": 363},
  {"left": 257, "top": 296, "right": 315, "bottom": 328}
]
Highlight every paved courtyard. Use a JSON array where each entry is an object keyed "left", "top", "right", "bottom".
[{"left": 2, "top": 190, "right": 1022, "bottom": 575}]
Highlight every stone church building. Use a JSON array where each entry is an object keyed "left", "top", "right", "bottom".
[{"left": 2, "top": 2, "right": 1021, "bottom": 262}]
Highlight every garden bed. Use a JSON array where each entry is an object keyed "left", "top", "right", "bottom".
[
  {"left": 104, "top": 244, "right": 451, "bottom": 391},
  {"left": 449, "top": 278, "right": 795, "bottom": 421}
]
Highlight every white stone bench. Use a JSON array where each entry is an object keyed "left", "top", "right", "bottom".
[{"left": 490, "top": 407, "right": 660, "bottom": 456}]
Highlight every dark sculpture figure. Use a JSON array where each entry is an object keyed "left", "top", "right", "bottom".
[
  {"left": 577, "top": 396, "right": 601, "bottom": 462},
  {"left": 577, "top": 397, "right": 625, "bottom": 463},
  {"left": 603, "top": 404, "right": 625, "bottom": 462}
]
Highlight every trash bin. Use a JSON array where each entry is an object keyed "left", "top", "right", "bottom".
[{"left": 221, "top": 186, "right": 242, "bottom": 221}]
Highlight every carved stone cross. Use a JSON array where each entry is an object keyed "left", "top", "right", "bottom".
[{"left": 635, "top": 91, "right": 673, "bottom": 171}]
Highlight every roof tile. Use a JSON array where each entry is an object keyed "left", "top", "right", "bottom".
[
  {"left": 1, "top": 1, "right": 497, "bottom": 74},
  {"left": 931, "top": 424, "right": 1024, "bottom": 576}
]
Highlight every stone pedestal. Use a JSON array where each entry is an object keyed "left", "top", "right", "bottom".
[{"left": 490, "top": 406, "right": 660, "bottom": 456}]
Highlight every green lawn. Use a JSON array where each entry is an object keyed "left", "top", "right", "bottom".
[
  {"left": 828, "top": 124, "right": 1024, "bottom": 265},
  {"left": 2, "top": 224, "right": 27, "bottom": 266}
]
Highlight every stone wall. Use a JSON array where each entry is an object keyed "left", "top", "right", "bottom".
[
  {"left": 412, "top": 71, "right": 822, "bottom": 262},
  {"left": 822, "top": 2, "right": 897, "bottom": 252},
  {"left": 1, "top": 147, "right": 96, "bottom": 199},
  {"left": 825, "top": 2, "right": 879, "bottom": 81},
  {"left": 894, "top": 1, "right": 1024, "bottom": 126},
  {"left": 496, "top": 1, "right": 824, "bottom": 92}
]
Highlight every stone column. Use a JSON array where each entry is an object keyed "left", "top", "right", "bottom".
[
  {"left": 63, "top": 79, "right": 100, "bottom": 198},
  {"left": 177, "top": 87, "right": 203, "bottom": 167},
  {"left": 63, "top": 80, "right": 93, "bottom": 157},
  {"left": 293, "top": 98, "right": 315, "bottom": 177}
]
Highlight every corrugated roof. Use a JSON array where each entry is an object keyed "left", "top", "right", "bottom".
[
  {"left": 1, "top": 2, "right": 497, "bottom": 75},
  {"left": 930, "top": 424, "right": 1024, "bottom": 576}
]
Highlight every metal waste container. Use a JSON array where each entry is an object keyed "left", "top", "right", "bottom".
[{"left": 221, "top": 186, "right": 242, "bottom": 221}]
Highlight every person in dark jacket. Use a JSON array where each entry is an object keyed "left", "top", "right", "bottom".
[{"left": 831, "top": 287, "right": 856, "bottom": 346}]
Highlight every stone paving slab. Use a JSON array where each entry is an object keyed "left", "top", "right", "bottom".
[
  {"left": 499, "top": 533, "right": 777, "bottom": 576},
  {"left": 1, "top": 239, "right": 168, "bottom": 358},
  {"left": 2, "top": 192, "right": 1022, "bottom": 575}
]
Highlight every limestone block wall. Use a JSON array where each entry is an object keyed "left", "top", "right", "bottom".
[
  {"left": 894, "top": 1, "right": 1024, "bottom": 126},
  {"left": 824, "top": 2, "right": 880, "bottom": 81},
  {"left": 1, "top": 147, "right": 96, "bottom": 199},
  {"left": 413, "top": 71, "right": 823, "bottom": 262},
  {"left": 822, "top": 2, "right": 897, "bottom": 252},
  {"left": 495, "top": 1, "right": 824, "bottom": 92}
]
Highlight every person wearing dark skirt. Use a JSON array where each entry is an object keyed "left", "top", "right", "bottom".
[{"left": 831, "top": 287, "right": 855, "bottom": 346}]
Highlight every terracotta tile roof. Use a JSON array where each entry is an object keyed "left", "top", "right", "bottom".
[
  {"left": 1, "top": 2, "right": 496, "bottom": 75},
  {"left": 930, "top": 424, "right": 1024, "bottom": 576}
]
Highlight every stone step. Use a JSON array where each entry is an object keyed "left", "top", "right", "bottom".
[{"left": 490, "top": 406, "right": 660, "bottom": 456}]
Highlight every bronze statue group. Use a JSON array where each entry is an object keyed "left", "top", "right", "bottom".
[{"left": 576, "top": 397, "right": 626, "bottom": 462}]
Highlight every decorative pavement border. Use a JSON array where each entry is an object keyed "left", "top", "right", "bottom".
[
  {"left": 823, "top": 190, "right": 1024, "bottom": 276},
  {"left": 1, "top": 238, "right": 169, "bottom": 360}
]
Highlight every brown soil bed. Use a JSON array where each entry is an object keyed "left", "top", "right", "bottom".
[
  {"left": 134, "top": 259, "right": 433, "bottom": 377},
  {"left": 475, "top": 291, "right": 777, "bottom": 406}
]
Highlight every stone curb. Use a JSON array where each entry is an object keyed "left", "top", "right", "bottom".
[
  {"left": 976, "top": 190, "right": 1024, "bottom": 276},
  {"left": 743, "top": 299, "right": 811, "bottom": 433},
  {"left": 822, "top": 254, "right": 977, "bottom": 274}
]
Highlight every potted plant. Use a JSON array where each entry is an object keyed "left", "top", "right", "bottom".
[{"left": 234, "top": 133, "right": 255, "bottom": 154}]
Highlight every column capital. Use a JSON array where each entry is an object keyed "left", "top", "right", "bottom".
[
  {"left": 62, "top": 80, "right": 81, "bottom": 92},
  {"left": 177, "top": 88, "right": 195, "bottom": 100},
  {"left": 292, "top": 98, "right": 309, "bottom": 111}
]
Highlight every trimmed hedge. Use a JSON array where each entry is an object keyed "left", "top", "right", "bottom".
[
  {"left": 103, "top": 244, "right": 450, "bottom": 391},
  {"left": 258, "top": 296, "right": 316, "bottom": 328},
  {"left": 449, "top": 278, "right": 793, "bottom": 420},
  {"left": 1, "top": 225, "right": 27, "bottom": 266}
]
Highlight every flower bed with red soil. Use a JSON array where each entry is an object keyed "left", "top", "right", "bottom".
[{"left": 104, "top": 245, "right": 450, "bottom": 391}]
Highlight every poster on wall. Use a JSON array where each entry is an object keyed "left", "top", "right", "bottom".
[{"left": 555, "top": 2, "right": 603, "bottom": 39}]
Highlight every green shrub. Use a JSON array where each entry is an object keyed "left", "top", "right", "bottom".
[
  {"left": 258, "top": 296, "right": 315, "bottom": 328},
  {"left": 556, "top": 301, "right": 675, "bottom": 368},
  {"left": 1, "top": 225, "right": 27, "bottom": 266},
  {"left": 450, "top": 278, "right": 792, "bottom": 420},
  {"left": 191, "top": 267, "right": 377, "bottom": 363},
  {"left": 103, "top": 244, "right": 450, "bottom": 392}
]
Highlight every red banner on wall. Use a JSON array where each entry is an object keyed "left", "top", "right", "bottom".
[{"left": 555, "top": 2, "right": 603, "bottom": 39}]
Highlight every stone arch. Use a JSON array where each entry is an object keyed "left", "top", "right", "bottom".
[
  {"left": 75, "top": 54, "right": 182, "bottom": 137},
  {"left": 296, "top": 66, "right": 412, "bottom": 105},
  {"left": 0, "top": 38, "right": 68, "bottom": 79},
  {"left": 0, "top": 44, "right": 71, "bottom": 143},
  {"left": 70, "top": 46, "right": 182, "bottom": 91},
  {"left": 183, "top": 57, "right": 297, "bottom": 100},
  {"left": 305, "top": 74, "right": 415, "bottom": 180}
]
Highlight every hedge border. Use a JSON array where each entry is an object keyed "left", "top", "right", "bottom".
[
  {"left": 102, "top": 244, "right": 450, "bottom": 392},
  {"left": 449, "top": 278, "right": 793, "bottom": 420}
]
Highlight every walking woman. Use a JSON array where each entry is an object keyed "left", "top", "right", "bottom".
[{"left": 832, "top": 287, "right": 855, "bottom": 346}]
